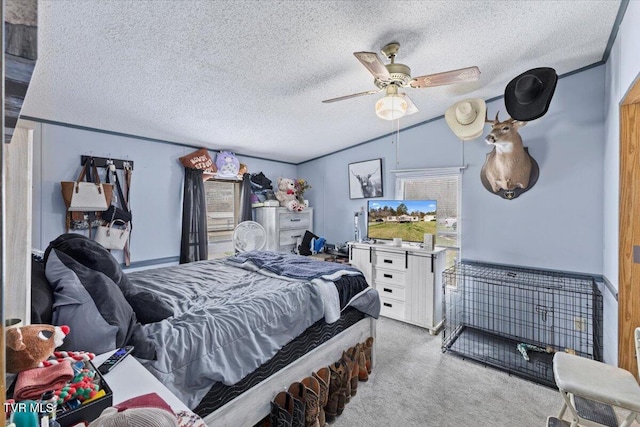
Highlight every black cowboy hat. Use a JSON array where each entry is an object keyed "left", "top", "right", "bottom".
[{"left": 504, "top": 67, "right": 558, "bottom": 121}]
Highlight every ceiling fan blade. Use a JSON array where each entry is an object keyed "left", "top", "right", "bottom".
[
  {"left": 399, "top": 93, "right": 419, "bottom": 116},
  {"left": 322, "top": 89, "right": 381, "bottom": 103},
  {"left": 354, "top": 51, "right": 391, "bottom": 81},
  {"left": 410, "top": 66, "right": 480, "bottom": 89}
]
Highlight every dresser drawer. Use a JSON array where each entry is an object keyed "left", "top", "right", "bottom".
[
  {"left": 278, "top": 212, "right": 311, "bottom": 230},
  {"left": 374, "top": 251, "right": 406, "bottom": 271},
  {"left": 374, "top": 268, "right": 406, "bottom": 287},
  {"left": 376, "top": 282, "right": 405, "bottom": 302},
  {"left": 279, "top": 228, "right": 306, "bottom": 246},
  {"left": 380, "top": 296, "right": 405, "bottom": 320}
]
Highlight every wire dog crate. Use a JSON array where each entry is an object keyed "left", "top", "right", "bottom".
[{"left": 442, "top": 261, "right": 603, "bottom": 387}]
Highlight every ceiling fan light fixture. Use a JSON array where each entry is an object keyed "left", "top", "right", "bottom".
[{"left": 375, "top": 94, "right": 408, "bottom": 120}]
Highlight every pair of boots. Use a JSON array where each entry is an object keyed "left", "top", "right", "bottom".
[
  {"left": 269, "top": 368, "right": 331, "bottom": 427},
  {"left": 324, "top": 358, "right": 350, "bottom": 423},
  {"left": 344, "top": 342, "right": 371, "bottom": 393}
]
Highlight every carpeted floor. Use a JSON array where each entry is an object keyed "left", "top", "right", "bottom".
[{"left": 332, "top": 317, "right": 563, "bottom": 427}]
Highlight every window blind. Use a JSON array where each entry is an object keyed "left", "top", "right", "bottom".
[{"left": 395, "top": 170, "right": 461, "bottom": 266}]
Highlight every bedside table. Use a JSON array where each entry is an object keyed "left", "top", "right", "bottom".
[{"left": 93, "top": 350, "right": 189, "bottom": 412}]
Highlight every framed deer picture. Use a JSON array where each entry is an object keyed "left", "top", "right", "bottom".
[{"left": 349, "top": 158, "right": 383, "bottom": 199}]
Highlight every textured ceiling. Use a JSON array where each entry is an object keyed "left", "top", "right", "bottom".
[{"left": 23, "top": 0, "right": 620, "bottom": 163}]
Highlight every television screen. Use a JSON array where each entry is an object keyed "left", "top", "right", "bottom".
[{"left": 367, "top": 199, "right": 437, "bottom": 242}]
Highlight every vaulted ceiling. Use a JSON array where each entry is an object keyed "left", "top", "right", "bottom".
[{"left": 22, "top": 0, "right": 621, "bottom": 163}]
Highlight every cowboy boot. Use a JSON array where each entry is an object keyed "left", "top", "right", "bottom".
[
  {"left": 288, "top": 382, "right": 307, "bottom": 427},
  {"left": 338, "top": 356, "right": 351, "bottom": 407},
  {"left": 325, "top": 360, "right": 348, "bottom": 422},
  {"left": 358, "top": 346, "right": 369, "bottom": 382},
  {"left": 363, "top": 336, "right": 374, "bottom": 374},
  {"left": 342, "top": 345, "right": 359, "bottom": 397},
  {"left": 301, "top": 376, "right": 320, "bottom": 427},
  {"left": 313, "top": 367, "right": 330, "bottom": 427},
  {"left": 270, "top": 391, "right": 294, "bottom": 427}
]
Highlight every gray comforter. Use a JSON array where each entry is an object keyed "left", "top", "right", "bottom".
[{"left": 126, "top": 258, "right": 374, "bottom": 409}]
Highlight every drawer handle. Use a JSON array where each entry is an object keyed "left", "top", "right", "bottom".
[
  {"left": 383, "top": 259, "right": 393, "bottom": 264},
  {"left": 291, "top": 234, "right": 302, "bottom": 238},
  {"left": 290, "top": 218, "right": 302, "bottom": 222},
  {"left": 383, "top": 273, "right": 393, "bottom": 279},
  {"left": 383, "top": 302, "right": 392, "bottom": 308},
  {"left": 383, "top": 287, "right": 392, "bottom": 293}
]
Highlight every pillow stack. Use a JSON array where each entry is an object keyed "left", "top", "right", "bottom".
[{"left": 43, "top": 234, "right": 173, "bottom": 360}]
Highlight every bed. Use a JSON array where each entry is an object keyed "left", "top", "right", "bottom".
[{"left": 35, "top": 234, "right": 380, "bottom": 425}]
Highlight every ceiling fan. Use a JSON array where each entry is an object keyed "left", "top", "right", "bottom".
[{"left": 322, "top": 42, "right": 480, "bottom": 120}]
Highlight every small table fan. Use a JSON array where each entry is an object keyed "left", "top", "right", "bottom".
[{"left": 233, "top": 221, "right": 267, "bottom": 252}]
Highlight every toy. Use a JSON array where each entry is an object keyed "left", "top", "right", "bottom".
[
  {"left": 6, "top": 324, "right": 70, "bottom": 373},
  {"left": 275, "top": 177, "right": 304, "bottom": 212},
  {"left": 215, "top": 151, "right": 240, "bottom": 178},
  {"left": 39, "top": 350, "right": 95, "bottom": 368},
  {"left": 54, "top": 367, "right": 100, "bottom": 404}
]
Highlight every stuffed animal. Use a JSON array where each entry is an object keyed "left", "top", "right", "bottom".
[
  {"left": 275, "top": 177, "right": 304, "bottom": 212},
  {"left": 6, "top": 324, "right": 70, "bottom": 373},
  {"left": 215, "top": 151, "right": 240, "bottom": 178}
]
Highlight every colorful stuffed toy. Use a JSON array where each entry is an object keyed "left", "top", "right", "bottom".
[
  {"left": 215, "top": 151, "right": 240, "bottom": 178},
  {"left": 54, "top": 366, "right": 101, "bottom": 405},
  {"left": 275, "top": 177, "right": 304, "bottom": 211},
  {"left": 6, "top": 324, "right": 70, "bottom": 373}
]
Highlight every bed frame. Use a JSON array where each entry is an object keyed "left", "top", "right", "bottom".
[{"left": 202, "top": 316, "right": 376, "bottom": 426}]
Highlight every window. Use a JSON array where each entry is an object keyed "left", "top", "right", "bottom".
[
  {"left": 395, "top": 168, "right": 461, "bottom": 268},
  {"left": 204, "top": 179, "right": 241, "bottom": 259}
]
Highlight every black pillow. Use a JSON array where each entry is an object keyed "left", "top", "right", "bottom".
[
  {"left": 31, "top": 258, "right": 54, "bottom": 324},
  {"left": 45, "top": 248, "right": 156, "bottom": 360},
  {"left": 44, "top": 234, "right": 173, "bottom": 324}
]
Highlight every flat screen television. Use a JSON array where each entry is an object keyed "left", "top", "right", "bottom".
[{"left": 367, "top": 199, "right": 437, "bottom": 242}]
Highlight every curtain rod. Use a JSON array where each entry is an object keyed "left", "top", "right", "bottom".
[{"left": 390, "top": 165, "right": 467, "bottom": 173}]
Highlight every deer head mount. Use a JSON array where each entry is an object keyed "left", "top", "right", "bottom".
[{"left": 480, "top": 112, "right": 539, "bottom": 200}]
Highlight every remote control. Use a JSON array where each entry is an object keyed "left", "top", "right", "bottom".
[{"left": 97, "top": 346, "right": 134, "bottom": 375}]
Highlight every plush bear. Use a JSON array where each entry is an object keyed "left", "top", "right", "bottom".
[
  {"left": 6, "top": 324, "right": 70, "bottom": 373},
  {"left": 215, "top": 151, "right": 240, "bottom": 178},
  {"left": 275, "top": 177, "right": 304, "bottom": 211}
]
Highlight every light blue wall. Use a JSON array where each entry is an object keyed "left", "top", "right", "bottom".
[
  {"left": 301, "top": 66, "right": 606, "bottom": 276},
  {"left": 300, "top": 112, "right": 463, "bottom": 245},
  {"left": 601, "top": 0, "right": 640, "bottom": 366},
  {"left": 463, "top": 66, "right": 605, "bottom": 273},
  {"left": 31, "top": 122, "right": 297, "bottom": 265}
]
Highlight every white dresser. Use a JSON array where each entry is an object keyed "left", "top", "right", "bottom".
[
  {"left": 348, "top": 242, "right": 446, "bottom": 334},
  {"left": 254, "top": 207, "right": 314, "bottom": 252}
]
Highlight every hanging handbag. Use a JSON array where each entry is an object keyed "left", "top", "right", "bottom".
[
  {"left": 61, "top": 159, "right": 113, "bottom": 211},
  {"left": 94, "top": 219, "right": 130, "bottom": 250},
  {"left": 103, "top": 165, "right": 133, "bottom": 223},
  {"left": 68, "top": 212, "right": 103, "bottom": 231}
]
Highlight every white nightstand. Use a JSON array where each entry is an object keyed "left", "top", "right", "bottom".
[{"left": 93, "top": 350, "right": 189, "bottom": 412}]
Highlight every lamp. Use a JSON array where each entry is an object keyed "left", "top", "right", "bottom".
[{"left": 375, "top": 85, "right": 408, "bottom": 120}]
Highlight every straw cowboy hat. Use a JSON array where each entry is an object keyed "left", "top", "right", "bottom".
[
  {"left": 505, "top": 67, "right": 558, "bottom": 121},
  {"left": 445, "top": 98, "right": 487, "bottom": 141}
]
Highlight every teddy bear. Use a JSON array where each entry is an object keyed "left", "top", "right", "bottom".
[
  {"left": 275, "top": 177, "right": 304, "bottom": 211},
  {"left": 6, "top": 324, "right": 70, "bottom": 373},
  {"left": 215, "top": 151, "right": 240, "bottom": 178}
]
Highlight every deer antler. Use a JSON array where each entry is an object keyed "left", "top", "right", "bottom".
[
  {"left": 370, "top": 166, "right": 379, "bottom": 176},
  {"left": 485, "top": 111, "right": 501, "bottom": 126}
]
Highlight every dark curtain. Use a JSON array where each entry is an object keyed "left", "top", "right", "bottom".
[
  {"left": 180, "top": 168, "right": 208, "bottom": 263},
  {"left": 238, "top": 172, "right": 252, "bottom": 223}
]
